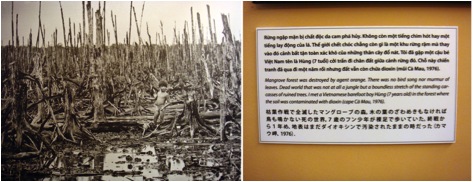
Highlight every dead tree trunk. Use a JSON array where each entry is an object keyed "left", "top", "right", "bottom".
[
  {"left": 103, "top": 1, "right": 106, "bottom": 45},
  {"left": 219, "top": 14, "right": 234, "bottom": 142},
  {"left": 207, "top": 5, "right": 213, "bottom": 44},
  {"left": 95, "top": 9, "right": 103, "bottom": 47},
  {"left": 11, "top": 2, "right": 14, "bottom": 46},
  {"left": 87, "top": 2, "right": 93, "bottom": 45},
  {"left": 128, "top": 1, "right": 133, "bottom": 45},
  {"left": 82, "top": 1, "right": 86, "bottom": 46},
  {"left": 90, "top": 6, "right": 106, "bottom": 124},
  {"left": 143, "top": 98, "right": 217, "bottom": 139},
  {"left": 61, "top": 81, "right": 102, "bottom": 143},
  {"left": 132, "top": 6, "right": 142, "bottom": 45},
  {"left": 12, "top": 57, "right": 25, "bottom": 148},
  {"left": 31, "top": 53, "right": 45, "bottom": 127},
  {"left": 61, "top": 81, "right": 78, "bottom": 142},
  {"left": 187, "top": 97, "right": 217, "bottom": 138},
  {"left": 59, "top": 2, "right": 67, "bottom": 47}
]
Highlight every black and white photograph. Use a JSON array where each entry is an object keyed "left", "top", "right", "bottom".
[{"left": 1, "top": 1, "right": 241, "bottom": 180}]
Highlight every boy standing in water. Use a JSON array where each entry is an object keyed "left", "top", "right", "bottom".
[{"left": 154, "top": 81, "right": 170, "bottom": 126}]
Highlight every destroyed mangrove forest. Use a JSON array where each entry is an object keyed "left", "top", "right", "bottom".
[{"left": 1, "top": 1, "right": 241, "bottom": 180}]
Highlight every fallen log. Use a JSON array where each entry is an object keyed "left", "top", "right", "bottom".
[
  {"left": 2, "top": 151, "right": 40, "bottom": 159},
  {"left": 199, "top": 111, "right": 220, "bottom": 119}
]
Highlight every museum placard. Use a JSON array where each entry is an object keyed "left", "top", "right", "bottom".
[{"left": 257, "top": 27, "right": 457, "bottom": 144}]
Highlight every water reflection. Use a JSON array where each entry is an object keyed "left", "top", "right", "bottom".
[
  {"left": 40, "top": 141, "right": 240, "bottom": 181},
  {"left": 167, "top": 155, "right": 185, "bottom": 171},
  {"left": 101, "top": 175, "right": 143, "bottom": 181},
  {"left": 168, "top": 173, "right": 193, "bottom": 181},
  {"left": 103, "top": 145, "right": 162, "bottom": 180}
]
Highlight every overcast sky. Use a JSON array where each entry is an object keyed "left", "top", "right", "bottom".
[{"left": 1, "top": 1, "right": 242, "bottom": 46}]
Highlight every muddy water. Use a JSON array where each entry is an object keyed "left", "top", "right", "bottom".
[
  {"left": 2, "top": 130, "right": 241, "bottom": 181},
  {"left": 101, "top": 145, "right": 162, "bottom": 180},
  {"left": 41, "top": 141, "right": 238, "bottom": 181}
]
